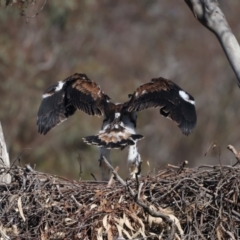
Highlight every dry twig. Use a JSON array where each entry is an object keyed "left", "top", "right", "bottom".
[
  {"left": 228, "top": 145, "right": 240, "bottom": 165},
  {"left": 0, "top": 157, "right": 239, "bottom": 239}
]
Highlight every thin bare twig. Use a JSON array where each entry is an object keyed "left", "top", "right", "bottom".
[
  {"left": 90, "top": 173, "right": 97, "bottom": 181},
  {"left": 102, "top": 157, "right": 126, "bottom": 186},
  {"left": 177, "top": 160, "right": 188, "bottom": 174},
  {"left": 77, "top": 154, "right": 83, "bottom": 181},
  {"left": 107, "top": 166, "right": 119, "bottom": 188},
  {"left": 227, "top": 145, "right": 240, "bottom": 166}
]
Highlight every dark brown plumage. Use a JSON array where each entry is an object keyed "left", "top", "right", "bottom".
[
  {"left": 37, "top": 73, "right": 197, "bottom": 179},
  {"left": 37, "top": 73, "right": 110, "bottom": 135},
  {"left": 37, "top": 73, "right": 197, "bottom": 139},
  {"left": 126, "top": 77, "right": 196, "bottom": 135}
]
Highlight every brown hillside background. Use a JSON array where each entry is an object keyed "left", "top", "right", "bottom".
[{"left": 1, "top": 0, "right": 240, "bottom": 180}]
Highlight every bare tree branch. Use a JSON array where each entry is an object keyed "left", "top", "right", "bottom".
[{"left": 185, "top": 0, "right": 240, "bottom": 86}]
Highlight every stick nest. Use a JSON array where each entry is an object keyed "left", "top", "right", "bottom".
[{"left": 0, "top": 164, "right": 240, "bottom": 240}]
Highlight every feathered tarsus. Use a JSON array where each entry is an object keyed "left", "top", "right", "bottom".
[{"left": 37, "top": 73, "right": 197, "bottom": 179}]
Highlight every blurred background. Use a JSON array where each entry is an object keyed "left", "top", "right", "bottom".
[{"left": 0, "top": 0, "right": 240, "bottom": 180}]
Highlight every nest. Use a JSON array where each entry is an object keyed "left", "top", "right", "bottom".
[{"left": 0, "top": 161, "right": 240, "bottom": 240}]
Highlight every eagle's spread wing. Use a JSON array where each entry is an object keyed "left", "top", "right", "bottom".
[
  {"left": 126, "top": 77, "right": 197, "bottom": 135},
  {"left": 37, "top": 73, "right": 110, "bottom": 135}
]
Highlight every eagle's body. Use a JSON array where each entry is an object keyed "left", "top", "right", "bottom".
[
  {"left": 37, "top": 73, "right": 197, "bottom": 180},
  {"left": 84, "top": 102, "right": 142, "bottom": 149}
]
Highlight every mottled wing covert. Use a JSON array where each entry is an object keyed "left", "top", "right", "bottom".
[
  {"left": 37, "top": 73, "right": 110, "bottom": 134},
  {"left": 126, "top": 77, "right": 197, "bottom": 135}
]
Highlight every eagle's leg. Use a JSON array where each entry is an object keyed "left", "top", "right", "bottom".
[
  {"left": 128, "top": 143, "right": 142, "bottom": 178},
  {"left": 99, "top": 147, "right": 111, "bottom": 181}
]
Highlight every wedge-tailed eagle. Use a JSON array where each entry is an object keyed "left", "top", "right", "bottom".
[{"left": 37, "top": 73, "right": 197, "bottom": 180}]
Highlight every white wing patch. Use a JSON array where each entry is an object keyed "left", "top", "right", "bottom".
[
  {"left": 179, "top": 90, "right": 195, "bottom": 105},
  {"left": 55, "top": 81, "right": 65, "bottom": 92},
  {"left": 42, "top": 81, "right": 65, "bottom": 98},
  {"left": 42, "top": 93, "right": 53, "bottom": 98}
]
